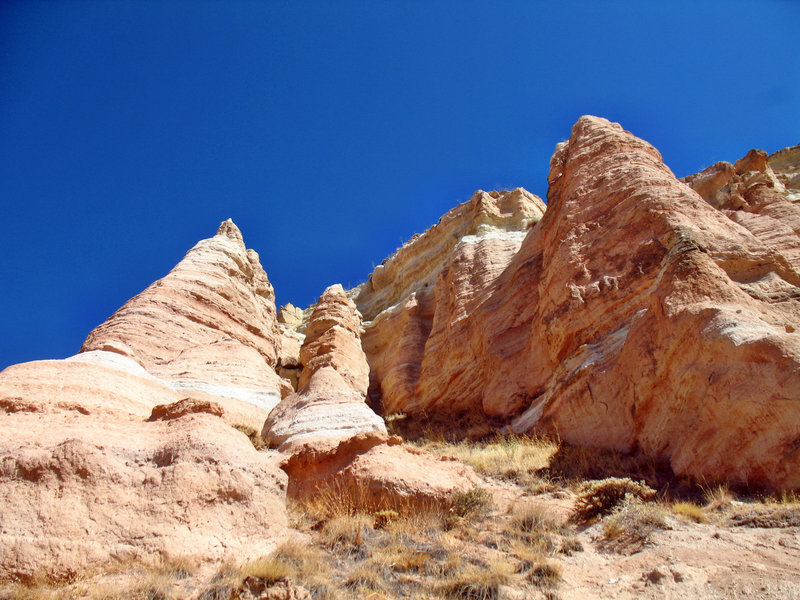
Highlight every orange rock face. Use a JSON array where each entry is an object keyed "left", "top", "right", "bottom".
[
  {"left": 358, "top": 117, "right": 800, "bottom": 491},
  {"left": 0, "top": 354, "right": 288, "bottom": 580},
  {"left": 354, "top": 188, "right": 546, "bottom": 414},
  {"left": 508, "top": 117, "right": 800, "bottom": 490},
  {"left": 82, "top": 219, "right": 288, "bottom": 427},
  {"left": 263, "top": 287, "right": 478, "bottom": 509}
]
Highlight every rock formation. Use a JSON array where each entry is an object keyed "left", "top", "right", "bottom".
[
  {"left": 0, "top": 352, "right": 288, "bottom": 581},
  {"left": 355, "top": 118, "right": 800, "bottom": 491},
  {"left": 262, "top": 286, "right": 478, "bottom": 508},
  {"left": 2, "top": 117, "right": 799, "bottom": 588},
  {"left": 0, "top": 221, "right": 294, "bottom": 580},
  {"left": 82, "top": 219, "right": 290, "bottom": 427},
  {"left": 353, "top": 188, "right": 546, "bottom": 414}
]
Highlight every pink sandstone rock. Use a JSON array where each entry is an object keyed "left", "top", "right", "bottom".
[
  {"left": 297, "top": 285, "right": 369, "bottom": 396},
  {"left": 356, "top": 117, "right": 800, "bottom": 491},
  {"left": 263, "top": 287, "right": 478, "bottom": 509},
  {"left": 81, "top": 219, "right": 288, "bottom": 429},
  {"left": 0, "top": 355, "right": 288, "bottom": 581}
]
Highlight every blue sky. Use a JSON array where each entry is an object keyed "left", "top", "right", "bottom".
[{"left": 1, "top": 1, "right": 798, "bottom": 370}]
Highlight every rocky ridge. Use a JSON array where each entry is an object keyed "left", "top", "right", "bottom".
[
  {"left": 353, "top": 118, "right": 800, "bottom": 490},
  {"left": 1, "top": 115, "right": 799, "bottom": 592}
]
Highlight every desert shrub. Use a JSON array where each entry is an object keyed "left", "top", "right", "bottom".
[
  {"left": 451, "top": 488, "right": 494, "bottom": 519},
  {"left": 525, "top": 560, "right": 562, "bottom": 588},
  {"left": 600, "top": 497, "right": 669, "bottom": 553},
  {"left": 558, "top": 535, "right": 583, "bottom": 555},
  {"left": 572, "top": 477, "right": 655, "bottom": 522},
  {"left": 373, "top": 509, "right": 400, "bottom": 530}
]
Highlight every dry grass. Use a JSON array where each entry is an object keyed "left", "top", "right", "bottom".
[
  {"left": 320, "top": 513, "right": 374, "bottom": 553},
  {"left": 231, "top": 423, "right": 267, "bottom": 450},
  {"left": 673, "top": 501, "right": 707, "bottom": 523},
  {"left": 600, "top": 497, "right": 669, "bottom": 554},
  {"left": 702, "top": 482, "right": 734, "bottom": 511},
  {"left": 414, "top": 434, "right": 559, "bottom": 490},
  {"left": 437, "top": 560, "right": 513, "bottom": 600}
]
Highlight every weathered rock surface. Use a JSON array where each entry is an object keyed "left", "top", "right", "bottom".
[
  {"left": 263, "top": 366, "right": 388, "bottom": 454},
  {"left": 356, "top": 117, "right": 800, "bottom": 490},
  {"left": 81, "top": 220, "right": 288, "bottom": 428},
  {"left": 510, "top": 117, "right": 800, "bottom": 491},
  {"left": 0, "top": 221, "right": 299, "bottom": 579},
  {"left": 0, "top": 354, "right": 288, "bottom": 581},
  {"left": 298, "top": 285, "right": 369, "bottom": 396},
  {"left": 354, "top": 188, "right": 546, "bottom": 414},
  {"left": 263, "top": 288, "right": 478, "bottom": 508}
]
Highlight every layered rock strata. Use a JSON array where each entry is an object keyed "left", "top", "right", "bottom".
[
  {"left": 0, "top": 352, "right": 288, "bottom": 581},
  {"left": 262, "top": 287, "right": 477, "bottom": 508},
  {"left": 82, "top": 220, "right": 290, "bottom": 426},
  {"left": 0, "top": 221, "right": 296, "bottom": 578},
  {"left": 354, "top": 188, "right": 546, "bottom": 414},
  {"left": 357, "top": 118, "right": 800, "bottom": 490},
  {"left": 507, "top": 117, "right": 800, "bottom": 491}
]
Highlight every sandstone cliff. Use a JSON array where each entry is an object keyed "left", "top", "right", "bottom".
[
  {"left": 353, "top": 188, "right": 546, "bottom": 414},
  {"left": 2, "top": 118, "right": 799, "bottom": 589},
  {"left": 356, "top": 118, "right": 800, "bottom": 491},
  {"left": 0, "top": 221, "right": 291, "bottom": 579}
]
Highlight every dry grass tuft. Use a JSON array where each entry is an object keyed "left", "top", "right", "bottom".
[
  {"left": 510, "top": 502, "right": 561, "bottom": 535},
  {"left": 239, "top": 556, "right": 292, "bottom": 585},
  {"left": 438, "top": 560, "right": 513, "bottom": 600},
  {"left": 231, "top": 423, "right": 267, "bottom": 450},
  {"left": 673, "top": 501, "right": 707, "bottom": 523},
  {"left": 702, "top": 482, "right": 734, "bottom": 511},
  {"left": 572, "top": 477, "right": 656, "bottom": 522},
  {"left": 600, "top": 497, "right": 669, "bottom": 553},
  {"left": 525, "top": 560, "right": 562, "bottom": 588},
  {"left": 320, "top": 513, "right": 374, "bottom": 554}
]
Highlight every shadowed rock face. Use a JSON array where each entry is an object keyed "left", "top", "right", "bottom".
[{"left": 356, "top": 117, "right": 800, "bottom": 491}]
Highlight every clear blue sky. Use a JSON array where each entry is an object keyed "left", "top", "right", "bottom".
[{"left": 1, "top": 1, "right": 798, "bottom": 370}]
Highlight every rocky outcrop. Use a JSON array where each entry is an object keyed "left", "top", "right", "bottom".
[
  {"left": 262, "top": 287, "right": 478, "bottom": 508},
  {"left": 0, "top": 353, "right": 288, "bottom": 581},
  {"left": 82, "top": 220, "right": 289, "bottom": 427},
  {"left": 357, "top": 117, "right": 800, "bottom": 491},
  {"left": 298, "top": 285, "right": 369, "bottom": 396},
  {"left": 262, "top": 286, "right": 388, "bottom": 454},
  {"left": 769, "top": 143, "right": 800, "bottom": 197},
  {"left": 506, "top": 117, "right": 800, "bottom": 491},
  {"left": 0, "top": 221, "right": 296, "bottom": 579},
  {"left": 354, "top": 188, "right": 546, "bottom": 414}
]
